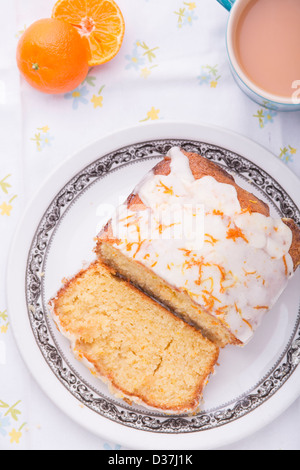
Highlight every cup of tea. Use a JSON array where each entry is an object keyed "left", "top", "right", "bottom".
[{"left": 217, "top": 0, "right": 300, "bottom": 111}]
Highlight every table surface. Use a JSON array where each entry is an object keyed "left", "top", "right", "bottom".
[{"left": 1, "top": 0, "right": 300, "bottom": 450}]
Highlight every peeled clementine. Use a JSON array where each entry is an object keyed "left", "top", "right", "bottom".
[
  {"left": 52, "top": 0, "right": 125, "bottom": 66},
  {"left": 16, "top": 18, "right": 90, "bottom": 94}
]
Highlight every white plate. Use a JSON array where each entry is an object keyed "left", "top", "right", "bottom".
[{"left": 7, "top": 122, "right": 300, "bottom": 450}]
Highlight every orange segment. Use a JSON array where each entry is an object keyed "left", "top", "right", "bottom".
[{"left": 52, "top": 0, "right": 125, "bottom": 66}]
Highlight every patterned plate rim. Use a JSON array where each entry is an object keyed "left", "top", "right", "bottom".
[{"left": 25, "top": 138, "right": 300, "bottom": 435}]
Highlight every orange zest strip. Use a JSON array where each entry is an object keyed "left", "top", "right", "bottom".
[
  {"left": 235, "top": 303, "right": 241, "bottom": 314},
  {"left": 234, "top": 304, "right": 253, "bottom": 330},
  {"left": 240, "top": 205, "right": 253, "bottom": 215},
  {"left": 201, "top": 288, "right": 222, "bottom": 312},
  {"left": 133, "top": 240, "right": 145, "bottom": 258},
  {"left": 202, "top": 290, "right": 221, "bottom": 302},
  {"left": 205, "top": 233, "right": 219, "bottom": 245},
  {"left": 181, "top": 287, "right": 200, "bottom": 299},
  {"left": 125, "top": 217, "right": 142, "bottom": 228},
  {"left": 253, "top": 306, "right": 269, "bottom": 310},
  {"left": 157, "top": 180, "right": 174, "bottom": 195},
  {"left": 242, "top": 318, "right": 253, "bottom": 330},
  {"left": 226, "top": 225, "right": 249, "bottom": 243},
  {"left": 216, "top": 264, "right": 226, "bottom": 280},
  {"left": 119, "top": 214, "right": 136, "bottom": 223},
  {"left": 179, "top": 248, "right": 193, "bottom": 260},
  {"left": 191, "top": 259, "right": 211, "bottom": 286},
  {"left": 201, "top": 294, "right": 214, "bottom": 311},
  {"left": 123, "top": 221, "right": 146, "bottom": 259},
  {"left": 283, "top": 255, "right": 288, "bottom": 277},
  {"left": 157, "top": 222, "right": 179, "bottom": 235},
  {"left": 215, "top": 305, "right": 229, "bottom": 316},
  {"left": 213, "top": 209, "right": 224, "bottom": 216},
  {"left": 243, "top": 269, "right": 257, "bottom": 276}
]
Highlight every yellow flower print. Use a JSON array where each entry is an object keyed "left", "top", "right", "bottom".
[
  {"left": 279, "top": 145, "right": 297, "bottom": 164},
  {"left": 0, "top": 175, "right": 17, "bottom": 217},
  {"left": 0, "top": 201, "right": 13, "bottom": 216},
  {"left": 289, "top": 146, "right": 297, "bottom": 155},
  {"left": 0, "top": 399, "right": 26, "bottom": 445},
  {"left": 175, "top": 2, "right": 198, "bottom": 28},
  {"left": 198, "top": 65, "right": 221, "bottom": 87},
  {"left": 91, "top": 85, "right": 105, "bottom": 109},
  {"left": 141, "top": 67, "right": 151, "bottom": 79},
  {"left": 15, "top": 25, "right": 26, "bottom": 38},
  {"left": 31, "top": 126, "right": 54, "bottom": 151},
  {"left": 126, "top": 41, "right": 159, "bottom": 77},
  {"left": 253, "top": 106, "right": 277, "bottom": 129},
  {"left": 91, "top": 95, "right": 103, "bottom": 108},
  {"left": 148, "top": 107, "right": 160, "bottom": 120},
  {"left": 0, "top": 196, "right": 17, "bottom": 216},
  {"left": 140, "top": 107, "right": 160, "bottom": 122},
  {"left": 9, "top": 428, "right": 22, "bottom": 444},
  {"left": 38, "top": 126, "right": 50, "bottom": 133},
  {"left": 0, "top": 310, "right": 8, "bottom": 334},
  {"left": 1, "top": 324, "right": 9, "bottom": 334}
]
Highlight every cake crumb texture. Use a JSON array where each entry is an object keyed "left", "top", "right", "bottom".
[{"left": 51, "top": 261, "right": 219, "bottom": 413}]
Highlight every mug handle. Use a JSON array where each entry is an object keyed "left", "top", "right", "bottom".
[{"left": 216, "top": 0, "right": 236, "bottom": 11}]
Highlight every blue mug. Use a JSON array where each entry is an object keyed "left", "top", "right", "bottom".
[{"left": 217, "top": 0, "right": 300, "bottom": 111}]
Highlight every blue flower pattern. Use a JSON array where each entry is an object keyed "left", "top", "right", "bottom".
[
  {"left": 0, "top": 413, "right": 10, "bottom": 436},
  {"left": 65, "top": 86, "right": 89, "bottom": 110},
  {"left": 125, "top": 46, "right": 146, "bottom": 71}
]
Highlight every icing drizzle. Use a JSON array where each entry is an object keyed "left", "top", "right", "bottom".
[{"left": 110, "top": 147, "right": 294, "bottom": 344}]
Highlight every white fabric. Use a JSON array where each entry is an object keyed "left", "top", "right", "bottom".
[{"left": 0, "top": 0, "right": 300, "bottom": 450}]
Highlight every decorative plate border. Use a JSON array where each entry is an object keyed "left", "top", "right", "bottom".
[{"left": 26, "top": 139, "right": 300, "bottom": 433}]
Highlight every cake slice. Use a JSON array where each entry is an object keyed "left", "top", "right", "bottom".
[
  {"left": 49, "top": 261, "right": 219, "bottom": 414},
  {"left": 96, "top": 147, "right": 300, "bottom": 348}
]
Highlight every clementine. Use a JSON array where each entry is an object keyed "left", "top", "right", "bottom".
[
  {"left": 16, "top": 18, "right": 90, "bottom": 94},
  {"left": 52, "top": 0, "right": 125, "bottom": 66}
]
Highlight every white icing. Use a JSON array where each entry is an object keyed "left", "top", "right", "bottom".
[{"left": 110, "top": 147, "right": 294, "bottom": 344}]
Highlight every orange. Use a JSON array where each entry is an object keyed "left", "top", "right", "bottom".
[
  {"left": 52, "top": 0, "right": 125, "bottom": 66},
  {"left": 16, "top": 18, "right": 90, "bottom": 94}
]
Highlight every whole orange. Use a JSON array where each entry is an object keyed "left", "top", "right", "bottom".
[{"left": 16, "top": 18, "right": 90, "bottom": 94}]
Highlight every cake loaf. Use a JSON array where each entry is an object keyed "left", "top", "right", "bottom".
[
  {"left": 49, "top": 261, "right": 219, "bottom": 414},
  {"left": 96, "top": 147, "right": 300, "bottom": 348}
]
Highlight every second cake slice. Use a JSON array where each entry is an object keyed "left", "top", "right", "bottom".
[{"left": 49, "top": 261, "right": 219, "bottom": 414}]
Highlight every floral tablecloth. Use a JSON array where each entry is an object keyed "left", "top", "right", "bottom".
[{"left": 1, "top": 0, "right": 300, "bottom": 450}]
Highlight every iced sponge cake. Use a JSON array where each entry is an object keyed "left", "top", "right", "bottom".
[{"left": 96, "top": 147, "right": 300, "bottom": 347}]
